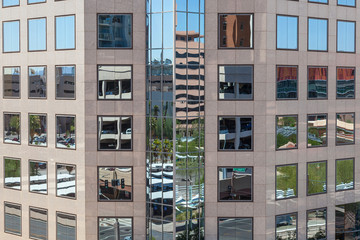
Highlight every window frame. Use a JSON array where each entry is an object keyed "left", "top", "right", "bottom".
[
  {"left": 55, "top": 14, "right": 76, "bottom": 51},
  {"left": 306, "top": 208, "right": 327, "bottom": 240},
  {"left": 3, "top": 156, "right": 21, "bottom": 191},
  {"left": 275, "top": 212, "right": 298, "bottom": 240},
  {"left": 56, "top": 162, "right": 77, "bottom": 200},
  {"left": 2, "top": 20, "right": 20, "bottom": 53},
  {"left": 335, "top": 112, "right": 355, "bottom": 146},
  {"left": 307, "top": 66, "right": 328, "bottom": 100},
  {"left": 4, "top": 201, "right": 22, "bottom": 236},
  {"left": 275, "top": 163, "right": 298, "bottom": 200},
  {"left": 307, "top": 17, "right": 328, "bottom": 52},
  {"left": 3, "top": 112, "right": 21, "bottom": 145},
  {"left": 29, "top": 206, "right": 48, "bottom": 240},
  {"left": 335, "top": 158, "right": 355, "bottom": 192},
  {"left": 28, "top": 159, "right": 48, "bottom": 195},
  {"left": 306, "top": 160, "right": 327, "bottom": 196},
  {"left": 276, "top": 65, "right": 298, "bottom": 100},
  {"left": 28, "top": 65, "right": 47, "bottom": 99},
  {"left": 98, "top": 217, "right": 133, "bottom": 240},
  {"left": 275, "top": 114, "right": 298, "bottom": 151},
  {"left": 306, "top": 113, "right": 328, "bottom": 148},
  {"left": 337, "top": 19, "right": 356, "bottom": 53},
  {"left": 28, "top": 113, "right": 47, "bottom": 147},
  {"left": 336, "top": 66, "right": 355, "bottom": 99},
  {"left": 3, "top": 66, "right": 21, "bottom": 99},
  {"left": 55, "top": 64, "right": 76, "bottom": 100},
  {"left": 276, "top": 14, "right": 299, "bottom": 51},
  {"left": 217, "top": 217, "right": 254, "bottom": 240},
  {"left": 56, "top": 211, "right": 77, "bottom": 240},
  {"left": 55, "top": 114, "right": 76, "bottom": 150},
  {"left": 27, "top": 17, "right": 47, "bottom": 52}
]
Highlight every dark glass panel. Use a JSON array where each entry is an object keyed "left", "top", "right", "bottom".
[
  {"left": 219, "top": 167, "right": 253, "bottom": 201},
  {"left": 308, "top": 67, "right": 327, "bottom": 99}
]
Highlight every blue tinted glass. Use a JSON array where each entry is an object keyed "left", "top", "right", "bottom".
[
  {"left": 308, "top": 18, "right": 328, "bottom": 51},
  {"left": 152, "top": 0, "right": 162, "bottom": 12},
  {"left": 163, "top": 12, "right": 173, "bottom": 48},
  {"left": 277, "top": 15, "right": 298, "bottom": 50},
  {"left": 56, "top": 15, "right": 75, "bottom": 50},
  {"left": 176, "top": 0, "right": 186, "bottom": 11},
  {"left": 3, "top": 21, "right": 20, "bottom": 52},
  {"left": 337, "top": 21, "right": 355, "bottom": 52},
  {"left": 309, "top": 0, "right": 327, "bottom": 3},
  {"left": 28, "top": 0, "right": 45, "bottom": 3},
  {"left": 338, "top": 0, "right": 355, "bottom": 6},
  {"left": 3, "top": 0, "right": 19, "bottom": 7},
  {"left": 151, "top": 13, "right": 162, "bottom": 49},
  {"left": 28, "top": 18, "right": 46, "bottom": 51},
  {"left": 98, "top": 14, "right": 132, "bottom": 48},
  {"left": 188, "top": 0, "right": 199, "bottom": 12}
]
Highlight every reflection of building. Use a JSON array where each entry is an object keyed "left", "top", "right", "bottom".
[{"left": 219, "top": 14, "right": 252, "bottom": 48}]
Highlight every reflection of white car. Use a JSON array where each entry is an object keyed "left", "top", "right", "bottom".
[
  {"left": 124, "top": 236, "right": 132, "bottom": 240},
  {"left": 126, "top": 128, "right": 132, "bottom": 134}
]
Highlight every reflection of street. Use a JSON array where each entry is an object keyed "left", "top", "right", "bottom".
[
  {"left": 218, "top": 218, "right": 252, "bottom": 240},
  {"left": 99, "top": 218, "right": 132, "bottom": 240}
]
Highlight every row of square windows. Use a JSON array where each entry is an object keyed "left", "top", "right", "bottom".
[{"left": 3, "top": 0, "right": 64, "bottom": 7}]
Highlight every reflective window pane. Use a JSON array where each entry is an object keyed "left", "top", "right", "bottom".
[
  {"left": 277, "top": 15, "right": 298, "bottom": 50},
  {"left": 307, "top": 161, "right": 327, "bottom": 195},
  {"left": 3, "top": 67, "right": 20, "bottom": 98},
  {"left": 98, "top": 218, "right": 132, "bottom": 240},
  {"left": 336, "top": 113, "right": 354, "bottom": 145},
  {"left": 98, "top": 116, "right": 132, "bottom": 150},
  {"left": 276, "top": 115, "right": 297, "bottom": 150},
  {"left": 218, "top": 167, "right": 253, "bottom": 201},
  {"left": 277, "top": 66, "right": 297, "bottom": 99},
  {"left": 28, "top": 0, "right": 45, "bottom": 3},
  {"left": 219, "top": 116, "right": 253, "bottom": 150},
  {"left": 218, "top": 218, "right": 253, "bottom": 240},
  {"left": 57, "top": 212, "right": 76, "bottom": 240},
  {"left": 219, "top": 14, "right": 253, "bottom": 48},
  {"left": 338, "top": 0, "right": 355, "bottom": 6},
  {"left": 56, "top": 115, "right": 76, "bottom": 149},
  {"left": 29, "top": 207, "right": 47, "bottom": 240},
  {"left": 308, "top": 67, "right": 327, "bottom": 99},
  {"left": 337, "top": 21, "right": 355, "bottom": 53},
  {"left": 29, "top": 66, "right": 47, "bottom": 98},
  {"left": 56, "top": 66, "right": 75, "bottom": 99},
  {"left": 307, "top": 114, "right": 327, "bottom": 147},
  {"left": 3, "top": 0, "right": 19, "bottom": 7},
  {"left": 56, "top": 15, "right": 75, "bottom": 50},
  {"left": 98, "top": 65, "right": 132, "bottom": 100},
  {"left": 29, "top": 160, "right": 47, "bottom": 194},
  {"left": 28, "top": 18, "right": 46, "bottom": 51},
  {"left": 219, "top": 65, "right": 253, "bottom": 100},
  {"left": 336, "top": 202, "right": 360, "bottom": 239},
  {"left": 98, "top": 14, "right": 132, "bottom": 48},
  {"left": 276, "top": 165, "right": 297, "bottom": 200},
  {"left": 276, "top": 213, "right": 297, "bottom": 240},
  {"left": 308, "top": 18, "right": 328, "bottom": 51},
  {"left": 309, "top": 0, "right": 327, "bottom": 3},
  {"left": 336, "top": 158, "right": 354, "bottom": 191},
  {"left": 4, "top": 202, "right": 21, "bottom": 235},
  {"left": 4, "top": 113, "right": 20, "bottom": 144},
  {"left": 4, "top": 157, "right": 21, "bottom": 189},
  {"left": 29, "top": 114, "right": 47, "bottom": 146},
  {"left": 3, "top": 21, "right": 20, "bottom": 52},
  {"left": 98, "top": 167, "right": 132, "bottom": 201},
  {"left": 56, "top": 164, "right": 76, "bottom": 198},
  {"left": 307, "top": 208, "right": 327, "bottom": 240},
  {"left": 337, "top": 67, "right": 355, "bottom": 99}
]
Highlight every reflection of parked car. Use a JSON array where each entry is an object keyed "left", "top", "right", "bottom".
[
  {"left": 276, "top": 215, "right": 292, "bottom": 226},
  {"left": 66, "top": 138, "right": 75, "bottom": 144},
  {"left": 126, "top": 128, "right": 132, "bottom": 134}
]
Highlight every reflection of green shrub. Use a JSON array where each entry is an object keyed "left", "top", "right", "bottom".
[
  {"left": 277, "top": 166, "right": 297, "bottom": 195},
  {"left": 308, "top": 139, "right": 321, "bottom": 146},
  {"left": 5, "top": 159, "right": 20, "bottom": 177},
  {"left": 336, "top": 159, "right": 354, "bottom": 185},
  {"left": 277, "top": 133, "right": 297, "bottom": 148},
  {"left": 308, "top": 162, "right": 326, "bottom": 194}
]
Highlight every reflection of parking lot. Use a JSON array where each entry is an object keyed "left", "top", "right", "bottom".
[{"left": 99, "top": 218, "right": 132, "bottom": 240}]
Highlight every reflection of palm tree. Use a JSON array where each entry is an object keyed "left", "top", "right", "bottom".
[{"left": 29, "top": 115, "right": 41, "bottom": 144}]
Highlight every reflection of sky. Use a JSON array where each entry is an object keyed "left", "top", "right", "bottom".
[
  {"left": 28, "top": 18, "right": 46, "bottom": 51},
  {"left": 3, "top": 21, "right": 19, "bottom": 52},
  {"left": 29, "top": 67, "right": 45, "bottom": 76},
  {"left": 308, "top": 18, "right": 327, "bottom": 51},
  {"left": 277, "top": 16, "right": 298, "bottom": 49},
  {"left": 3, "top": 0, "right": 19, "bottom": 6},
  {"left": 338, "top": 0, "right": 355, "bottom": 6},
  {"left": 28, "top": 0, "right": 45, "bottom": 3},
  {"left": 338, "top": 21, "right": 355, "bottom": 52},
  {"left": 309, "top": 0, "right": 327, "bottom": 3},
  {"left": 56, "top": 15, "right": 75, "bottom": 49}
]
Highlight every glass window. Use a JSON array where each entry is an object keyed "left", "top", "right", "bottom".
[
  {"left": 338, "top": 0, "right": 355, "bottom": 6},
  {"left": 98, "top": 167, "right": 132, "bottom": 201},
  {"left": 56, "top": 163, "right": 76, "bottom": 198},
  {"left": 276, "top": 115, "right": 297, "bottom": 150},
  {"left": 336, "top": 202, "right": 360, "bottom": 239},
  {"left": 56, "top": 15, "right": 75, "bottom": 50},
  {"left": 98, "top": 65, "right": 132, "bottom": 100},
  {"left": 218, "top": 65, "right": 253, "bottom": 100},
  {"left": 29, "top": 66, "right": 47, "bottom": 98},
  {"left": 56, "top": 212, "right": 76, "bottom": 240},
  {"left": 56, "top": 115, "right": 76, "bottom": 149},
  {"left": 4, "top": 202, "right": 21, "bottom": 235},
  {"left": 218, "top": 218, "right": 253, "bottom": 240},
  {"left": 337, "top": 67, "right": 355, "bottom": 99},
  {"left": 307, "top": 161, "right": 327, "bottom": 195},
  {"left": 98, "top": 116, "right": 132, "bottom": 150},
  {"left": 307, "top": 114, "right": 327, "bottom": 147},
  {"left": 276, "top": 66, "right": 297, "bottom": 99},
  {"left": 308, "top": 18, "right": 328, "bottom": 51},
  {"left": 29, "top": 114, "right": 47, "bottom": 147},
  {"left": 276, "top": 213, "right": 297, "bottom": 240},
  {"left": 28, "top": 0, "right": 45, "bottom": 3},
  {"left": 4, "top": 113, "right": 20, "bottom": 144},
  {"left": 276, "top": 164, "right": 297, "bottom": 200},
  {"left": 56, "top": 66, "right": 75, "bottom": 99},
  {"left": 3, "top": 66, "right": 20, "bottom": 98},
  {"left": 277, "top": 15, "right": 298, "bottom": 50},
  {"left": 307, "top": 208, "right": 327, "bottom": 240},
  {"left": 336, "top": 158, "right": 354, "bottom": 191},
  {"left": 308, "top": 67, "right": 327, "bottom": 99},
  {"left": 218, "top": 14, "right": 253, "bottom": 48},
  {"left": 98, "top": 218, "right": 132, "bottom": 240},
  {"left": 218, "top": 116, "right": 253, "bottom": 150},
  {"left": 336, "top": 113, "right": 354, "bottom": 145},
  {"left": 3, "top": 0, "right": 19, "bottom": 7},
  {"left": 29, "top": 160, "right": 47, "bottom": 194},
  {"left": 98, "top": 14, "right": 132, "bottom": 48},
  {"left": 3, "top": 21, "right": 20, "bottom": 52},
  {"left": 4, "top": 157, "right": 21, "bottom": 190},
  {"left": 28, "top": 18, "right": 46, "bottom": 51},
  {"left": 218, "top": 167, "right": 253, "bottom": 201},
  {"left": 309, "top": 0, "right": 327, "bottom": 3},
  {"left": 337, "top": 20, "right": 355, "bottom": 53},
  {"left": 29, "top": 207, "right": 47, "bottom": 240}
]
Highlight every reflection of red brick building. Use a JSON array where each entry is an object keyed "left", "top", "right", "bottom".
[
  {"left": 219, "top": 14, "right": 252, "bottom": 48},
  {"left": 308, "top": 67, "right": 327, "bottom": 80},
  {"left": 337, "top": 68, "right": 355, "bottom": 81}
]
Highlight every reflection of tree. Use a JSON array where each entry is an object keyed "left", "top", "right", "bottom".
[
  {"left": 29, "top": 115, "right": 41, "bottom": 144},
  {"left": 308, "top": 229, "right": 326, "bottom": 240},
  {"left": 5, "top": 159, "right": 20, "bottom": 177},
  {"left": 336, "top": 159, "right": 353, "bottom": 186},
  {"left": 277, "top": 133, "right": 297, "bottom": 148},
  {"left": 9, "top": 115, "right": 20, "bottom": 139},
  {"left": 276, "top": 230, "right": 296, "bottom": 240},
  {"left": 176, "top": 225, "right": 204, "bottom": 240},
  {"left": 308, "top": 163, "right": 326, "bottom": 194},
  {"left": 277, "top": 166, "right": 297, "bottom": 195},
  {"left": 30, "top": 162, "right": 39, "bottom": 176}
]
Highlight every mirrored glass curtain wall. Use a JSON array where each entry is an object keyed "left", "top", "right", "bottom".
[{"left": 146, "top": 0, "right": 205, "bottom": 239}]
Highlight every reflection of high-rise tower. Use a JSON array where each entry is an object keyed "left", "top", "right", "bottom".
[{"left": 219, "top": 14, "right": 252, "bottom": 48}]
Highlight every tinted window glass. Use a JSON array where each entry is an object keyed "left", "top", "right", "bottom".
[
  {"left": 3, "top": 67, "right": 20, "bottom": 98},
  {"left": 277, "top": 15, "right": 298, "bottom": 50},
  {"left": 29, "top": 66, "right": 46, "bottom": 98},
  {"left": 219, "top": 14, "right": 253, "bottom": 48},
  {"left": 57, "top": 212, "right": 76, "bottom": 240},
  {"left": 276, "top": 115, "right": 297, "bottom": 150},
  {"left": 337, "top": 67, "right": 355, "bottom": 99},
  {"left": 56, "top": 15, "right": 75, "bottom": 50},
  {"left": 336, "top": 203, "right": 360, "bottom": 239},
  {"left": 56, "top": 164, "right": 76, "bottom": 198},
  {"left": 3, "top": 0, "right": 19, "bottom": 7},
  {"left": 308, "top": 67, "right": 327, "bottom": 99},
  {"left": 276, "top": 213, "right": 297, "bottom": 239},
  {"left": 307, "top": 161, "right": 327, "bottom": 195},
  {"left": 4, "top": 202, "right": 21, "bottom": 235},
  {"left": 337, "top": 21, "right": 355, "bottom": 52},
  {"left": 276, "top": 165, "right": 297, "bottom": 200},
  {"left": 3, "top": 21, "right": 20, "bottom": 52},
  {"left": 276, "top": 66, "right": 297, "bottom": 99},
  {"left": 56, "top": 115, "right": 76, "bottom": 149},
  {"left": 307, "top": 114, "right": 327, "bottom": 147},
  {"left": 28, "top": 18, "right": 46, "bottom": 51},
  {"left": 336, "top": 113, "right": 354, "bottom": 145},
  {"left": 218, "top": 167, "right": 252, "bottom": 201},
  {"left": 4, "top": 158, "right": 21, "bottom": 190},
  {"left": 28, "top": 0, "right": 45, "bottom": 3},
  {"left": 98, "top": 218, "right": 132, "bottom": 240},
  {"left": 218, "top": 218, "right": 253, "bottom": 240},
  {"left": 29, "top": 161, "right": 47, "bottom": 194},
  {"left": 308, "top": 18, "right": 327, "bottom": 51},
  {"left": 29, "top": 207, "right": 47, "bottom": 240},
  {"left": 98, "top": 116, "right": 132, "bottom": 150},
  {"left": 98, "top": 167, "right": 132, "bottom": 201},
  {"left": 219, "top": 116, "right": 252, "bottom": 150},
  {"left": 29, "top": 114, "right": 47, "bottom": 146},
  {"left": 4, "top": 113, "right": 20, "bottom": 144},
  {"left": 307, "top": 209, "right": 327, "bottom": 240},
  {"left": 338, "top": 0, "right": 355, "bottom": 6},
  {"left": 336, "top": 158, "right": 354, "bottom": 191},
  {"left": 56, "top": 66, "right": 75, "bottom": 99},
  {"left": 219, "top": 65, "right": 253, "bottom": 100},
  {"left": 98, "top": 14, "right": 132, "bottom": 48},
  {"left": 98, "top": 65, "right": 132, "bottom": 100}
]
